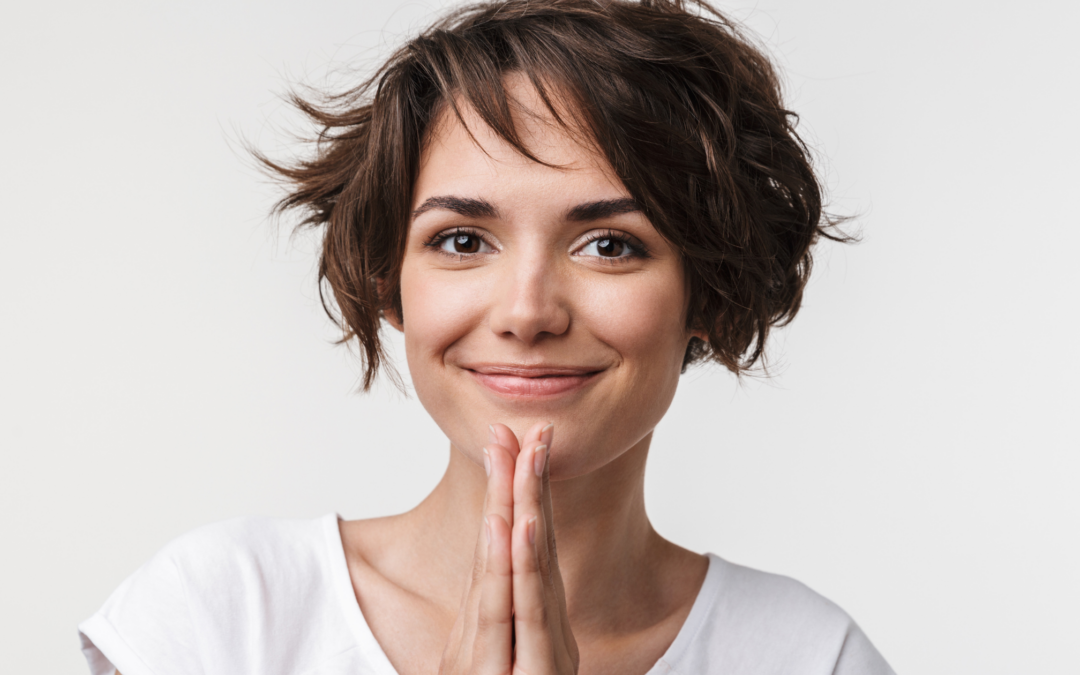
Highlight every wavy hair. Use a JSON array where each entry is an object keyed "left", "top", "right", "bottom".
[{"left": 258, "top": 0, "right": 850, "bottom": 389}]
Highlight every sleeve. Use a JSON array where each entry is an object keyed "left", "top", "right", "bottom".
[
  {"left": 78, "top": 541, "right": 205, "bottom": 675},
  {"left": 831, "top": 622, "right": 896, "bottom": 675}
]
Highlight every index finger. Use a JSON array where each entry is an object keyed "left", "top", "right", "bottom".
[
  {"left": 489, "top": 423, "right": 521, "bottom": 460},
  {"left": 538, "top": 428, "right": 577, "bottom": 666},
  {"left": 457, "top": 439, "right": 515, "bottom": 653},
  {"left": 471, "top": 441, "right": 515, "bottom": 576}
]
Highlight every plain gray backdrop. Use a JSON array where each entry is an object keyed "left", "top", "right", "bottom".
[{"left": 1, "top": 0, "right": 1076, "bottom": 672}]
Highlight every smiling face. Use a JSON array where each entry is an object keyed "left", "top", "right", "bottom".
[{"left": 398, "top": 80, "right": 698, "bottom": 479}]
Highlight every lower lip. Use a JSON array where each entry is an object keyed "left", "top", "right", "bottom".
[{"left": 468, "top": 371, "right": 599, "bottom": 398}]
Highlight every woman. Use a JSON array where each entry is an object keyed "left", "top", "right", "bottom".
[{"left": 79, "top": 1, "right": 894, "bottom": 673}]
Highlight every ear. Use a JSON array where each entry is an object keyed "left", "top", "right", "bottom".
[
  {"left": 688, "top": 316, "right": 710, "bottom": 343},
  {"left": 383, "top": 307, "right": 404, "bottom": 333},
  {"left": 376, "top": 278, "right": 404, "bottom": 333}
]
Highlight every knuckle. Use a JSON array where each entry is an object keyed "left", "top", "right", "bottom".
[
  {"left": 520, "top": 599, "right": 549, "bottom": 627},
  {"left": 486, "top": 562, "right": 512, "bottom": 582},
  {"left": 476, "top": 610, "right": 513, "bottom": 632}
]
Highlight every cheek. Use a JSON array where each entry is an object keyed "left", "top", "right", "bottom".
[
  {"left": 398, "top": 259, "right": 505, "bottom": 461},
  {"left": 575, "top": 270, "right": 689, "bottom": 372},
  {"left": 546, "top": 268, "right": 689, "bottom": 477},
  {"left": 399, "top": 263, "right": 488, "bottom": 364}
]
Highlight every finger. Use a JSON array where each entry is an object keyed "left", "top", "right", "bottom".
[
  {"left": 512, "top": 512, "right": 557, "bottom": 667},
  {"left": 540, "top": 442, "right": 579, "bottom": 669},
  {"left": 512, "top": 422, "right": 550, "bottom": 582},
  {"left": 443, "top": 440, "right": 516, "bottom": 675},
  {"left": 523, "top": 423, "right": 578, "bottom": 668},
  {"left": 469, "top": 441, "right": 515, "bottom": 596},
  {"left": 513, "top": 424, "right": 568, "bottom": 650},
  {"left": 474, "top": 514, "right": 513, "bottom": 673},
  {"left": 512, "top": 422, "right": 550, "bottom": 565},
  {"left": 489, "top": 422, "right": 521, "bottom": 460},
  {"left": 460, "top": 440, "right": 514, "bottom": 642}
]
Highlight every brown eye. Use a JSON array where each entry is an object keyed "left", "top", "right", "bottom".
[
  {"left": 596, "top": 238, "right": 625, "bottom": 257},
  {"left": 576, "top": 234, "right": 638, "bottom": 260},
  {"left": 453, "top": 234, "right": 480, "bottom": 253},
  {"left": 435, "top": 231, "right": 491, "bottom": 256}
]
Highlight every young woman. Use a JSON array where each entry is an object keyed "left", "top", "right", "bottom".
[{"left": 79, "top": 1, "right": 895, "bottom": 673}]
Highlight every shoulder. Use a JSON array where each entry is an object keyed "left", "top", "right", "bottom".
[
  {"left": 661, "top": 555, "right": 895, "bottom": 675},
  {"left": 709, "top": 555, "right": 852, "bottom": 634},
  {"left": 79, "top": 514, "right": 360, "bottom": 675},
  {"left": 115, "top": 514, "right": 338, "bottom": 614},
  {"left": 158, "top": 513, "right": 335, "bottom": 584}
]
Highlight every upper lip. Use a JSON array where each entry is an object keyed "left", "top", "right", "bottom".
[{"left": 464, "top": 364, "right": 604, "bottom": 377}]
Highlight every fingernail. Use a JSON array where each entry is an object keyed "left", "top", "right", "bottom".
[
  {"left": 533, "top": 444, "right": 548, "bottom": 477},
  {"left": 488, "top": 424, "right": 498, "bottom": 445},
  {"left": 485, "top": 516, "right": 492, "bottom": 544},
  {"left": 527, "top": 517, "right": 537, "bottom": 545},
  {"left": 539, "top": 423, "right": 554, "bottom": 447},
  {"left": 482, "top": 447, "right": 491, "bottom": 476}
]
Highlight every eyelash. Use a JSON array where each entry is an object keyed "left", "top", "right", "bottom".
[
  {"left": 423, "top": 227, "right": 650, "bottom": 262},
  {"left": 423, "top": 227, "right": 490, "bottom": 260},
  {"left": 576, "top": 229, "right": 651, "bottom": 263}
]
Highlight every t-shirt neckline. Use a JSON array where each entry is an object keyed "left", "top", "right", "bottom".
[
  {"left": 321, "top": 512, "right": 721, "bottom": 675},
  {"left": 324, "top": 513, "right": 400, "bottom": 674}
]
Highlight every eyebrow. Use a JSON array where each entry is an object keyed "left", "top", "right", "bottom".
[
  {"left": 565, "top": 197, "right": 640, "bottom": 222},
  {"left": 411, "top": 195, "right": 640, "bottom": 222},
  {"left": 412, "top": 196, "right": 499, "bottom": 219}
]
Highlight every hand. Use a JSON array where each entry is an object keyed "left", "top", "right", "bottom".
[{"left": 439, "top": 422, "right": 579, "bottom": 675}]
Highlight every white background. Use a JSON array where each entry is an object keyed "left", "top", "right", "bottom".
[{"left": 1, "top": 1, "right": 1076, "bottom": 672}]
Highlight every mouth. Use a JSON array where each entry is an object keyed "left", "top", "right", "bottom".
[{"left": 464, "top": 364, "right": 604, "bottom": 399}]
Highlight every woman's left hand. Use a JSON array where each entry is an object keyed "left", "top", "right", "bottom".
[{"left": 490, "top": 421, "right": 580, "bottom": 674}]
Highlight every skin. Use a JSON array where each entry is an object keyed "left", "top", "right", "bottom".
[
  {"left": 266, "top": 76, "right": 707, "bottom": 675},
  {"left": 112, "top": 81, "right": 707, "bottom": 675}
]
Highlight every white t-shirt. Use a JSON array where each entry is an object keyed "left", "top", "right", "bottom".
[{"left": 79, "top": 514, "right": 895, "bottom": 675}]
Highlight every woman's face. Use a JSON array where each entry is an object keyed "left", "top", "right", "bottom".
[{"left": 399, "top": 82, "right": 698, "bottom": 479}]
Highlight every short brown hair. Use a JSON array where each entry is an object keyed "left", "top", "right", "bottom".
[{"left": 260, "top": 0, "right": 848, "bottom": 389}]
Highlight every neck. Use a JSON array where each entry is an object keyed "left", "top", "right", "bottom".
[{"left": 401, "top": 432, "right": 668, "bottom": 632}]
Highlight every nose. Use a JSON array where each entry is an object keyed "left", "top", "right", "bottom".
[{"left": 487, "top": 251, "right": 570, "bottom": 344}]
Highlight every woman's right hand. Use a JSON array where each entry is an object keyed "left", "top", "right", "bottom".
[
  {"left": 439, "top": 423, "right": 517, "bottom": 674},
  {"left": 439, "top": 422, "right": 579, "bottom": 675}
]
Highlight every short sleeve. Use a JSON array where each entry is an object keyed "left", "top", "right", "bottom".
[
  {"left": 664, "top": 555, "right": 897, "bottom": 674},
  {"left": 79, "top": 539, "right": 205, "bottom": 675},
  {"left": 831, "top": 622, "right": 896, "bottom": 675}
]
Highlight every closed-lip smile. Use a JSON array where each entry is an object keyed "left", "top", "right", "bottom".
[{"left": 463, "top": 364, "right": 604, "bottom": 398}]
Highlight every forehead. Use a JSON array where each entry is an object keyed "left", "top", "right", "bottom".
[{"left": 413, "top": 75, "right": 628, "bottom": 209}]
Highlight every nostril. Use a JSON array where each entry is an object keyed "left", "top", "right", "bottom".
[{"left": 486, "top": 283, "right": 570, "bottom": 343}]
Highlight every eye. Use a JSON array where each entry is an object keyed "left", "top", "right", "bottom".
[
  {"left": 588, "top": 238, "right": 630, "bottom": 258},
  {"left": 576, "top": 232, "right": 644, "bottom": 260},
  {"left": 426, "top": 229, "right": 494, "bottom": 257},
  {"left": 442, "top": 233, "right": 485, "bottom": 254}
]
